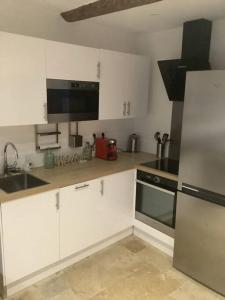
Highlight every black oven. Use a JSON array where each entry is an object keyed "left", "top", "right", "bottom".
[
  {"left": 135, "top": 170, "right": 177, "bottom": 237},
  {"left": 47, "top": 79, "right": 99, "bottom": 123}
]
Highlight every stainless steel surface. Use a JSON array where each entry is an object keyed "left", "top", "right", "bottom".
[
  {"left": 135, "top": 211, "right": 175, "bottom": 237},
  {"left": 48, "top": 113, "right": 98, "bottom": 123},
  {"left": 3, "top": 142, "right": 19, "bottom": 176},
  {"left": 157, "top": 143, "right": 162, "bottom": 158},
  {"left": 56, "top": 192, "right": 60, "bottom": 210},
  {"left": 100, "top": 180, "right": 104, "bottom": 196},
  {"left": 136, "top": 170, "right": 177, "bottom": 237},
  {"left": 136, "top": 180, "right": 175, "bottom": 196},
  {"left": 123, "top": 102, "right": 127, "bottom": 116},
  {"left": 174, "top": 70, "right": 225, "bottom": 296},
  {"left": 69, "top": 122, "right": 83, "bottom": 148},
  {"left": 97, "top": 62, "right": 101, "bottom": 79},
  {"left": 127, "top": 102, "right": 131, "bottom": 116},
  {"left": 127, "top": 134, "right": 140, "bottom": 153},
  {"left": 0, "top": 173, "right": 48, "bottom": 194},
  {"left": 75, "top": 184, "right": 89, "bottom": 190},
  {"left": 174, "top": 191, "right": 225, "bottom": 296},
  {"left": 178, "top": 71, "right": 225, "bottom": 194}
]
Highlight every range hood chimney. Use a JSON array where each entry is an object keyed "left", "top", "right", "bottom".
[{"left": 158, "top": 19, "right": 212, "bottom": 102}]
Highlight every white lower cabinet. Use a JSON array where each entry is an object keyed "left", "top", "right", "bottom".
[
  {"left": 99, "top": 170, "right": 135, "bottom": 238},
  {"left": 59, "top": 179, "right": 104, "bottom": 259},
  {"left": 59, "top": 170, "right": 135, "bottom": 259},
  {"left": 0, "top": 170, "right": 135, "bottom": 286},
  {"left": 1, "top": 190, "right": 60, "bottom": 284}
]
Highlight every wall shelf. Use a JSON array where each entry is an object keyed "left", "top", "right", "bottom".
[{"left": 35, "top": 124, "right": 61, "bottom": 151}]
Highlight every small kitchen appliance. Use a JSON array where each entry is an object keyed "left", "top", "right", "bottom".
[
  {"left": 47, "top": 79, "right": 99, "bottom": 123},
  {"left": 96, "top": 134, "right": 117, "bottom": 161},
  {"left": 127, "top": 134, "right": 140, "bottom": 153}
]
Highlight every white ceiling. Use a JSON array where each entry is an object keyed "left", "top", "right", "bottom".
[{"left": 1, "top": 0, "right": 225, "bottom": 34}]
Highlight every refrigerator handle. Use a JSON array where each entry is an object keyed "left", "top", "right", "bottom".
[{"left": 182, "top": 185, "right": 199, "bottom": 193}]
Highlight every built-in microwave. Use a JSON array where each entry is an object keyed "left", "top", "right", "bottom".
[{"left": 47, "top": 79, "right": 99, "bottom": 123}]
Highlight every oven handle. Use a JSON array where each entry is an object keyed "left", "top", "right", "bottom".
[{"left": 136, "top": 180, "right": 176, "bottom": 196}]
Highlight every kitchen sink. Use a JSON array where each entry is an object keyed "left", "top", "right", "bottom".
[{"left": 0, "top": 173, "right": 48, "bottom": 194}]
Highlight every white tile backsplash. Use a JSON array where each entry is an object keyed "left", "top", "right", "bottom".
[{"left": 0, "top": 119, "right": 133, "bottom": 172}]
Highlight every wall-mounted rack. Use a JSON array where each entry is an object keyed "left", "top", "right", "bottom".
[{"left": 35, "top": 124, "right": 61, "bottom": 151}]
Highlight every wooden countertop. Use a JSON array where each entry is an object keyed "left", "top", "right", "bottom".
[{"left": 0, "top": 152, "right": 178, "bottom": 204}]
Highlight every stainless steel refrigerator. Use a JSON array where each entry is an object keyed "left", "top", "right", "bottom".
[{"left": 174, "top": 70, "right": 225, "bottom": 296}]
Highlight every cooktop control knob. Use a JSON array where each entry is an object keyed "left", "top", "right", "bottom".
[{"left": 153, "top": 176, "right": 160, "bottom": 184}]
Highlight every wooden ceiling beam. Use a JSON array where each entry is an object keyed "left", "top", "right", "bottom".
[{"left": 61, "top": 0, "right": 162, "bottom": 22}]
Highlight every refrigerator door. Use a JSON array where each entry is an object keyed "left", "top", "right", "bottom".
[
  {"left": 174, "top": 191, "right": 225, "bottom": 296},
  {"left": 178, "top": 70, "right": 225, "bottom": 195}
]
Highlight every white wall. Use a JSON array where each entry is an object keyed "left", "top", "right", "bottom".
[
  {"left": 0, "top": 0, "right": 138, "bottom": 53},
  {"left": 0, "top": 120, "right": 133, "bottom": 170},
  {"left": 134, "top": 18, "right": 225, "bottom": 155}
]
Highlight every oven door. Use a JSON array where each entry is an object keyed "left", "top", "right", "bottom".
[{"left": 135, "top": 180, "right": 176, "bottom": 237}]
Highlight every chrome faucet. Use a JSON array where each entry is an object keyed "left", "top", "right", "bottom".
[{"left": 3, "top": 142, "right": 19, "bottom": 176}]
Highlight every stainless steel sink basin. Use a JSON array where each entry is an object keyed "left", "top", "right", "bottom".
[{"left": 0, "top": 173, "right": 48, "bottom": 194}]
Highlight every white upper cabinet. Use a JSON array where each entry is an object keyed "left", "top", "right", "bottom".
[
  {"left": 46, "top": 40, "right": 100, "bottom": 82},
  {"left": 99, "top": 49, "right": 150, "bottom": 120},
  {"left": 99, "top": 49, "right": 128, "bottom": 120},
  {"left": 0, "top": 32, "right": 47, "bottom": 126},
  {"left": 125, "top": 54, "right": 150, "bottom": 118},
  {"left": 1, "top": 190, "right": 60, "bottom": 284}
]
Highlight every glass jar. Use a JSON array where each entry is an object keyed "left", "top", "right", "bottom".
[
  {"left": 44, "top": 149, "right": 55, "bottom": 169},
  {"left": 82, "top": 142, "right": 92, "bottom": 161}
]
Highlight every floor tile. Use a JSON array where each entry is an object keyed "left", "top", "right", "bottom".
[{"left": 7, "top": 236, "right": 225, "bottom": 300}]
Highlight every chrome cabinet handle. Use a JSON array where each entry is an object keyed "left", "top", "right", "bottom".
[
  {"left": 123, "top": 102, "right": 127, "bottom": 116},
  {"left": 127, "top": 102, "right": 131, "bottom": 116},
  {"left": 56, "top": 192, "right": 60, "bottom": 210},
  {"left": 97, "top": 62, "right": 101, "bottom": 79},
  {"left": 75, "top": 184, "right": 89, "bottom": 191},
  {"left": 100, "top": 180, "right": 104, "bottom": 196},
  {"left": 43, "top": 103, "right": 48, "bottom": 121}
]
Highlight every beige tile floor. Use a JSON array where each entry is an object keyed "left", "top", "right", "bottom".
[{"left": 8, "top": 236, "right": 225, "bottom": 300}]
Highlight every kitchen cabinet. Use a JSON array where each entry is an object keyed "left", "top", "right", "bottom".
[
  {"left": 59, "top": 170, "right": 135, "bottom": 259},
  {"left": 125, "top": 54, "right": 150, "bottom": 118},
  {"left": 100, "top": 170, "right": 135, "bottom": 237},
  {"left": 46, "top": 40, "right": 100, "bottom": 82},
  {"left": 0, "top": 32, "right": 47, "bottom": 126},
  {"left": 99, "top": 49, "right": 150, "bottom": 120},
  {"left": 99, "top": 50, "right": 128, "bottom": 120},
  {"left": 59, "top": 179, "right": 103, "bottom": 259},
  {"left": 1, "top": 190, "right": 60, "bottom": 284}
]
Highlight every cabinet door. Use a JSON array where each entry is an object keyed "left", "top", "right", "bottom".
[
  {"left": 99, "top": 49, "right": 128, "bottom": 120},
  {"left": 46, "top": 41, "right": 100, "bottom": 82},
  {"left": 0, "top": 32, "right": 47, "bottom": 126},
  {"left": 1, "top": 190, "right": 59, "bottom": 284},
  {"left": 101, "top": 170, "right": 135, "bottom": 237},
  {"left": 126, "top": 54, "right": 150, "bottom": 118},
  {"left": 59, "top": 179, "right": 103, "bottom": 259}
]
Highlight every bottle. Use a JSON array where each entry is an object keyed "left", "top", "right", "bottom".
[{"left": 44, "top": 149, "right": 55, "bottom": 169}]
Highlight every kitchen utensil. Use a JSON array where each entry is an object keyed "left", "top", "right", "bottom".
[
  {"left": 154, "top": 131, "right": 161, "bottom": 144},
  {"left": 69, "top": 122, "right": 83, "bottom": 148},
  {"left": 162, "top": 133, "right": 169, "bottom": 144}
]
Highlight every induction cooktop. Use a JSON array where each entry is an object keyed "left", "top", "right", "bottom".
[{"left": 141, "top": 158, "right": 179, "bottom": 175}]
